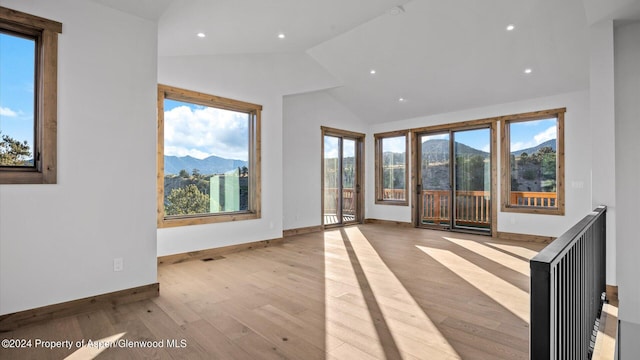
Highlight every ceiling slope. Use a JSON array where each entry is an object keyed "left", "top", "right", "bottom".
[
  {"left": 308, "top": 0, "right": 591, "bottom": 123},
  {"left": 88, "top": 0, "right": 604, "bottom": 124},
  {"left": 157, "top": 0, "right": 411, "bottom": 56}
]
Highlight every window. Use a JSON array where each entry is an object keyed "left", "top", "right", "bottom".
[
  {"left": 375, "top": 131, "right": 408, "bottom": 205},
  {"left": 0, "top": 6, "right": 61, "bottom": 184},
  {"left": 157, "top": 84, "right": 261, "bottom": 228},
  {"left": 500, "top": 108, "right": 565, "bottom": 215}
]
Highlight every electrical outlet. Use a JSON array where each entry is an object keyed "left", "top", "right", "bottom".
[{"left": 113, "top": 257, "right": 123, "bottom": 272}]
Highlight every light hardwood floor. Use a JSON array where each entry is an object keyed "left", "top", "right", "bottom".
[{"left": 0, "top": 224, "right": 546, "bottom": 359}]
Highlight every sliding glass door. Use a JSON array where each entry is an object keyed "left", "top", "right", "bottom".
[{"left": 417, "top": 127, "right": 492, "bottom": 233}]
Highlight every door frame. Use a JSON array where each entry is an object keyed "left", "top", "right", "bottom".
[
  {"left": 321, "top": 126, "right": 365, "bottom": 228},
  {"left": 411, "top": 120, "right": 498, "bottom": 237}
]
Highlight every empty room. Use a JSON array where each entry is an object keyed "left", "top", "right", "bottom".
[{"left": 1, "top": 0, "right": 639, "bottom": 359}]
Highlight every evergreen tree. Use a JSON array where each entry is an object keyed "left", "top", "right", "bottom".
[
  {"left": 0, "top": 131, "right": 31, "bottom": 166},
  {"left": 165, "top": 184, "right": 209, "bottom": 215}
]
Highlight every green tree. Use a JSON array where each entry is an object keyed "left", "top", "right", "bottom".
[
  {"left": 0, "top": 131, "right": 31, "bottom": 166},
  {"left": 541, "top": 151, "right": 557, "bottom": 191},
  {"left": 523, "top": 169, "right": 537, "bottom": 181},
  {"left": 165, "top": 184, "right": 209, "bottom": 215},
  {"left": 455, "top": 155, "right": 486, "bottom": 191},
  {"left": 179, "top": 169, "right": 189, "bottom": 178},
  {"left": 538, "top": 146, "right": 554, "bottom": 154}
]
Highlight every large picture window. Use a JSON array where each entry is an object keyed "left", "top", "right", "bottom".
[
  {"left": 157, "top": 85, "right": 261, "bottom": 228},
  {"left": 500, "top": 108, "right": 565, "bottom": 215},
  {"left": 0, "top": 7, "right": 61, "bottom": 184},
  {"left": 375, "top": 131, "right": 408, "bottom": 205}
]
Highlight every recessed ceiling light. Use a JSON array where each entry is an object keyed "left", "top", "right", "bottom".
[
  {"left": 398, "top": 97, "right": 406, "bottom": 103},
  {"left": 197, "top": 32, "right": 206, "bottom": 38},
  {"left": 506, "top": 24, "right": 515, "bottom": 31},
  {"left": 524, "top": 68, "right": 532, "bottom": 74},
  {"left": 370, "top": 69, "right": 376, "bottom": 75},
  {"left": 278, "top": 33, "right": 285, "bottom": 39}
]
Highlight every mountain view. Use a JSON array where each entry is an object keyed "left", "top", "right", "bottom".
[
  {"left": 164, "top": 155, "right": 247, "bottom": 176},
  {"left": 420, "top": 138, "right": 556, "bottom": 160},
  {"left": 160, "top": 138, "right": 555, "bottom": 217},
  {"left": 413, "top": 138, "right": 557, "bottom": 193},
  {"left": 421, "top": 139, "right": 487, "bottom": 163},
  {"left": 510, "top": 139, "right": 556, "bottom": 157},
  {"left": 162, "top": 155, "right": 250, "bottom": 217}
]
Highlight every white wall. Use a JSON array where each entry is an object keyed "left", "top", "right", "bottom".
[
  {"left": 157, "top": 54, "right": 339, "bottom": 255},
  {"left": 0, "top": 0, "right": 158, "bottom": 315},
  {"left": 283, "top": 91, "right": 368, "bottom": 230},
  {"left": 614, "top": 20, "right": 640, "bottom": 326},
  {"left": 367, "top": 91, "right": 593, "bottom": 237},
  {"left": 590, "top": 20, "right": 618, "bottom": 286}
]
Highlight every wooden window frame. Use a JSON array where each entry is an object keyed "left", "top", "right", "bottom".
[
  {"left": 500, "top": 108, "right": 565, "bottom": 216},
  {"left": 0, "top": 6, "right": 61, "bottom": 184},
  {"left": 374, "top": 130, "right": 409, "bottom": 206},
  {"left": 157, "top": 84, "right": 262, "bottom": 228}
]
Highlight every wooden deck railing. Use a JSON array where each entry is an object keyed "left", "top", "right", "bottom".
[
  {"left": 324, "top": 188, "right": 355, "bottom": 215},
  {"left": 327, "top": 189, "right": 556, "bottom": 226},
  {"left": 511, "top": 191, "right": 557, "bottom": 207},
  {"left": 421, "top": 190, "right": 491, "bottom": 227},
  {"left": 421, "top": 190, "right": 450, "bottom": 225},
  {"left": 383, "top": 188, "right": 405, "bottom": 200}
]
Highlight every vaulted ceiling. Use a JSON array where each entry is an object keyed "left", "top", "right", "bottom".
[{"left": 91, "top": 0, "right": 640, "bottom": 123}]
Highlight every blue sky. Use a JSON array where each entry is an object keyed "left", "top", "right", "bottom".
[
  {"left": 164, "top": 99, "right": 249, "bottom": 160},
  {"left": 0, "top": 32, "right": 35, "bottom": 153},
  {"left": 508, "top": 118, "right": 557, "bottom": 151}
]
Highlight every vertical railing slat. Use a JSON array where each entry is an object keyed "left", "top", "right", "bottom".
[{"left": 530, "top": 206, "right": 606, "bottom": 360}]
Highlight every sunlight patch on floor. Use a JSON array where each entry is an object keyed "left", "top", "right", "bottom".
[
  {"left": 443, "top": 237, "right": 530, "bottom": 276},
  {"left": 323, "top": 230, "right": 385, "bottom": 358},
  {"left": 342, "top": 227, "right": 461, "bottom": 359},
  {"left": 64, "top": 332, "right": 126, "bottom": 360},
  {"left": 416, "top": 245, "right": 530, "bottom": 322}
]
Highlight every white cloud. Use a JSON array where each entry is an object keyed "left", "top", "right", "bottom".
[
  {"left": 510, "top": 141, "right": 529, "bottom": 152},
  {"left": 163, "top": 146, "right": 210, "bottom": 159},
  {"left": 382, "top": 136, "right": 406, "bottom": 153},
  {"left": 164, "top": 105, "right": 249, "bottom": 160},
  {"left": 511, "top": 125, "right": 557, "bottom": 151},
  {"left": 0, "top": 106, "right": 17, "bottom": 117},
  {"left": 421, "top": 133, "right": 448, "bottom": 143},
  {"left": 534, "top": 126, "right": 557, "bottom": 144}
]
